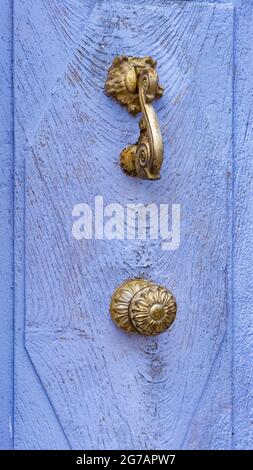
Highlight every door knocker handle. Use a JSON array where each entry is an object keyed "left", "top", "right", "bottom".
[
  {"left": 105, "top": 56, "right": 164, "bottom": 180},
  {"left": 110, "top": 279, "right": 177, "bottom": 336}
]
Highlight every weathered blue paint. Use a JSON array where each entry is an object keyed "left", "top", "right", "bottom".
[
  {"left": 13, "top": 0, "right": 89, "bottom": 449},
  {"left": 0, "top": 0, "right": 252, "bottom": 450},
  {"left": 232, "top": 0, "right": 253, "bottom": 449},
  {"left": 0, "top": 0, "right": 13, "bottom": 450},
  {"left": 24, "top": 0, "right": 233, "bottom": 450}
]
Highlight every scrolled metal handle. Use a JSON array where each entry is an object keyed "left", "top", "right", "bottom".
[{"left": 105, "top": 56, "right": 164, "bottom": 180}]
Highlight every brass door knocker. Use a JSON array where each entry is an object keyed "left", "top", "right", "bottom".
[{"left": 105, "top": 56, "right": 164, "bottom": 180}]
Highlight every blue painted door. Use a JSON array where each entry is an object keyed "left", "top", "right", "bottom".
[{"left": 9, "top": 0, "right": 237, "bottom": 449}]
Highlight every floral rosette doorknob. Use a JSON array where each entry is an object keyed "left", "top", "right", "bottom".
[{"left": 110, "top": 279, "right": 177, "bottom": 336}]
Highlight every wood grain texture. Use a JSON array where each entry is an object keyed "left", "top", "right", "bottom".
[
  {"left": 0, "top": 0, "right": 13, "bottom": 450},
  {"left": 14, "top": 0, "right": 93, "bottom": 450},
  {"left": 232, "top": 0, "right": 253, "bottom": 449},
  {"left": 8, "top": 0, "right": 253, "bottom": 452},
  {"left": 23, "top": 1, "right": 233, "bottom": 449},
  {"left": 15, "top": 0, "right": 92, "bottom": 144},
  {"left": 166, "top": 0, "right": 253, "bottom": 449}
]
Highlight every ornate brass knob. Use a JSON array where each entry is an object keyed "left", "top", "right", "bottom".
[
  {"left": 110, "top": 279, "right": 177, "bottom": 336},
  {"left": 105, "top": 56, "right": 164, "bottom": 180}
]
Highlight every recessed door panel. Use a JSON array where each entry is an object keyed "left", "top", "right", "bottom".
[{"left": 17, "top": 1, "right": 233, "bottom": 449}]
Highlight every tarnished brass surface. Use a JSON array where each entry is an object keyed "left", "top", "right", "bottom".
[
  {"left": 110, "top": 279, "right": 177, "bottom": 336},
  {"left": 105, "top": 56, "right": 164, "bottom": 180}
]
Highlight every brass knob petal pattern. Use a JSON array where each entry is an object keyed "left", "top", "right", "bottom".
[{"left": 110, "top": 279, "right": 177, "bottom": 336}]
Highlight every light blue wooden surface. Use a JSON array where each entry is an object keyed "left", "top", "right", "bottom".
[
  {"left": 231, "top": 0, "right": 253, "bottom": 450},
  {"left": 0, "top": 0, "right": 252, "bottom": 450},
  {"left": 24, "top": 0, "right": 233, "bottom": 449},
  {"left": 0, "top": 0, "right": 13, "bottom": 450}
]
